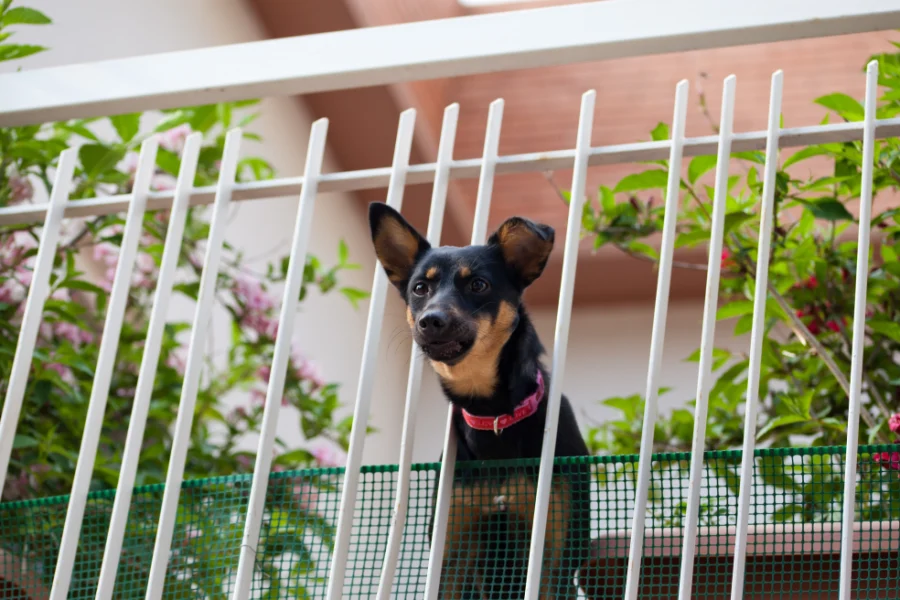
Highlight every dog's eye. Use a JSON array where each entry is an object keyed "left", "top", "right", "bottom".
[
  {"left": 412, "top": 281, "right": 429, "bottom": 296},
  {"left": 469, "top": 278, "right": 489, "bottom": 294}
]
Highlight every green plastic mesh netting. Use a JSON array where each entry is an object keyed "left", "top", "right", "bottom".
[{"left": 1, "top": 445, "right": 898, "bottom": 599}]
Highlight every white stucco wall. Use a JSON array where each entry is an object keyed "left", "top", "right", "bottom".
[
  {"left": 4, "top": 0, "right": 744, "bottom": 472},
  {"left": 1, "top": 0, "right": 413, "bottom": 467}
]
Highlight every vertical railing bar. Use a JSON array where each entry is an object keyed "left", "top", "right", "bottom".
[
  {"left": 375, "top": 103, "right": 459, "bottom": 600},
  {"left": 730, "top": 70, "right": 783, "bottom": 600},
  {"left": 422, "top": 97, "right": 504, "bottom": 600},
  {"left": 837, "top": 59, "right": 879, "bottom": 600},
  {"left": 49, "top": 136, "right": 160, "bottom": 600},
  {"left": 325, "top": 108, "right": 418, "bottom": 600},
  {"left": 622, "top": 79, "right": 690, "bottom": 600},
  {"left": 0, "top": 149, "right": 77, "bottom": 490},
  {"left": 522, "top": 89, "right": 596, "bottom": 600},
  {"left": 94, "top": 132, "right": 204, "bottom": 600},
  {"left": 144, "top": 129, "right": 243, "bottom": 600},
  {"left": 676, "top": 74, "right": 737, "bottom": 600},
  {"left": 230, "top": 118, "right": 330, "bottom": 600}
]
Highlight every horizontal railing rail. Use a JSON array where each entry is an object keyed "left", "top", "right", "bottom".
[{"left": 2, "top": 117, "right": 900, "bottom": 226}]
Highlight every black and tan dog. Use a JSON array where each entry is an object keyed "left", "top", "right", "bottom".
[{"left": 368, "top": 202, "right": 590, "bottom": 599}]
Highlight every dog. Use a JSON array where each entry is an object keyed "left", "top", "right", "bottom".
[{"left": 368, "top": 202, "right": 591, "bottom": 599}]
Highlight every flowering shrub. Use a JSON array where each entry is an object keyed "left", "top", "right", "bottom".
[
  {"left": 563, "top": 43, "right": 900, "bottom": 522},
  {"left": 0, "top": 2, "right": 367, "bottom": 503}
]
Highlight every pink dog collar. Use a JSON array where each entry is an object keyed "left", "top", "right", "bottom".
[{"left": 460, "top": 370, "right": 545, "bottom": 435}]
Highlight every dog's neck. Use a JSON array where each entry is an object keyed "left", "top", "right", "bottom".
[{"left": 433, "top": 305, "right": 546, "bottom": 417}]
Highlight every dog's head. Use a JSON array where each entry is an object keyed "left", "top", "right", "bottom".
[{"left": 368, "top": 202, "right": 554, "bottom": 370}]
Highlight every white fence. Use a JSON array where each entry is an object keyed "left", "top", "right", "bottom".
[{"left": 2, "top": 1, "right": 900, "bottom": 599}]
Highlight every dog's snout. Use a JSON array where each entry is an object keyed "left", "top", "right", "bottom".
[{"left": 417, "top": 311, "right": 448, "bottom": 334}]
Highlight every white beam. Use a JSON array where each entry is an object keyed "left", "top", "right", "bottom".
[{"left": 1, "top": 0, "right": 899, "bottom": 126}]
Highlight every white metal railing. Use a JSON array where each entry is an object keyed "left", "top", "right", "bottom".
[{"left": 1, "top": 1, "right": 900, "bottom": 599}]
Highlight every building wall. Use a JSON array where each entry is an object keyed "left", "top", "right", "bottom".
[
  {"left": 3, "top": 0, "right": 747, "bottom": 472},
  {"left": 0, "top": 0, "right": 412, "bottom": 466}
]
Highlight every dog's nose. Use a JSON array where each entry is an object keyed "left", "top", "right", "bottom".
[{"left": 417, "top": 311, "right": 448, "bottom": 333}]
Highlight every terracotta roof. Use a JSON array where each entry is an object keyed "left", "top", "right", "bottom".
[{"left": 247, "top": 0, "right": 897, "bottom": 306}]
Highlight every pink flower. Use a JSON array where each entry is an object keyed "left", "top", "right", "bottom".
[
  {"left": 150, "top": 173, "right": 176, "bottom": 191},
  {"left": 825, "top": 319, "right": 843, "bottom": 333},
  {"left": 873, "top": 451, "right": 900, "bottom": 471},
  {"left": 131, "top": 252, "right": 158, "bottom": 289},
  {"left": 15, "top": 265, "right": 32, "bottom": 287},
  {"left": 233, "top": 276, "right": 275, "bottom": 313},
  {"left": 233, "top": 276, "right": 280, "bottom": 338},
  {"left": 889, "top": 413, "right": 900, "bottom": 435},
  {"left": 54, "top": 322, "right": 94, "bottom": 346},
  {"left": 257, "top": 364, "right": 271, "bottom": 382},
  {"left": 250, "top": 389, "right": 267, "bottom": 405},
  {"left": 166, "top": 349, "right": 186, "bottom": 375},
  {"left": 229, "top": 406, "right": 248, "bottom": 422},
  {"left": 0, "top": 279, "right": 23, "bottom": 304},
  {"left": 116, "top": 387, "right": 136, "bottom": 398},
  {"left": 720, "top": 248, "right": 734, "bottom": 270},
  {"left": 294, "top": 482, "right": 320, "bottom": 511},
  {"left": 120, "top": 153, "right": 140, "bottom": 175},
  {"left": 8, "top": 174, "right": 33, "bottom": 205},
  {"left": 236, "top": 455, "right": 254, "bottom": 469},
  {"left": 46, "top": 362, "right": 75, "bottom": 384},
  {"left": 310, "top": 442, "right": 345, "bottom": 468},
  {"left": 159, "top": 124, "right": 192, "bottom": 154},
  {"left": 296, "top": 358, "right": 324, "bottom": 389}
]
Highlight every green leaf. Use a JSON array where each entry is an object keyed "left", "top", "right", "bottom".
[
  {"left": 339, "top": 287, "right": 368, "bottom": 309},
  {"left": 12, "top": 434, "right": 38, "bottom": 449},
  {"left": 717, "top": 300, "right": 754, "bottom": 321},
  {"left": 110, "top": 113, "right": 141, "bottom": 143},
  {"left": 79, "top": 144, "right": 126, "bottom": 181},
  {"left": 674, "top": 229, "right": 711, "bottom": 248},
  {"left": 598, "top": 186, "right": 615, "bottom": 214},
  {"left": 155, "top": 148, "right": 181, "bottom": 176},
  {"left": 58, "top": 279, "right": 105, "bottom": 294},
  {"left": 614, "top": 169, "right": 668, "bottom": 193},
  {"left": 803, "top": 198, "right": 853, "bottom": 221},
  {"left": 756, "top": 414, "right": 808, "bottom": 441},
  {"left": 338, "top": 239, "right": 349, "bottom": 264},
  {"left": 650, "top": 122, "right": 669, "bottom": 141},
  {"left": 0, "top": 43, "right": 46, "bottom": 62},
  {"left": 723, "top": 211, "right": 754, "bottom": 234},
  {"left": 626, "top": 241, "right": 658, "bottom": 260},
  {"left": 734, "top": 314, "right": 754, "bottom": 336},
  {"left": 868, "top": 319, "right": 900, "bottom": 343},
  {"left": 688, "top": 155, "right": 717, "bottom": 184},
  {"left": 1, "top": 7, "right": 51, "bottom": 26},
  {"left": 815, "top": 93, "right": 864, "bottom": 120},
  {"left": 783, "top": 145, "right": 833, "bottom": 169}
]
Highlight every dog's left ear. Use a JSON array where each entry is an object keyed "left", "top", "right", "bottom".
[
  {"left": 369, "top": 202, "right": 430, "bottom": 293},
  {"left": 488, "top": 216, "right": 555, "bottom": 288}
]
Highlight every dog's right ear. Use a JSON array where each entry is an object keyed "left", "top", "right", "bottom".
[{"left": 369, "top": 202, "right": 430, "bottom": 294}]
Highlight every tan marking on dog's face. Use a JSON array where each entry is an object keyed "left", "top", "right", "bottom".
[
  {"left": 425, "top": 266, "right": 439, "bottom": 279},
  {"left": 458, "top": 265, "right": 471, "bottom": 278},
  {"left": 430, "top": 301, "right": 517, "bottom": 397},
  {"left": 373, "top": 217, "right": 420, "bottom": 283},
  {"left": 406, "top": 307, "right": 415, "bottom": 329}
]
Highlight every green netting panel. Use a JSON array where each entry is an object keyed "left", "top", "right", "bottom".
[{"left": 1, "top": 446, "right": 898, "bottom": 599}]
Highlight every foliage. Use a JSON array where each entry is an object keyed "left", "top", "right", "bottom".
[
  {"left": 0, "top": 2, "right": 368, "bottom": 506},
  {"left": 572, "top": 43, "right": 900, "bottom": 522}
]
